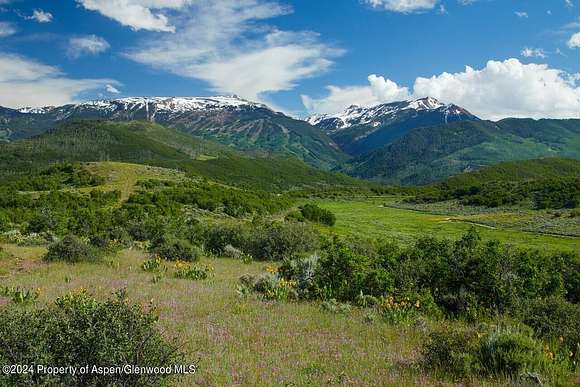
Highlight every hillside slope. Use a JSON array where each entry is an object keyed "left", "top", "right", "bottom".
[
  {"left": 307, "top": 97, "right": 478, "bottom": 155},
  {"left": 444, "top": 158, "right": 580, "bottom": 188},
  {"left": 341, "top": 119, "right": 580, "bottom": 185},
  {"left": 0, "top": 96, "right": 348, "bottom": 169},
  {"left": 0, "top": 120, "right": 364, "bottom": 191}
]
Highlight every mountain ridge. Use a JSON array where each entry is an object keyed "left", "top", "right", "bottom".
[
  {"left": 306, "top": 97, "right": 479, "bottom": 155},
  {"left": 0, "top": 96, "right": 348, "bottom": 170}
]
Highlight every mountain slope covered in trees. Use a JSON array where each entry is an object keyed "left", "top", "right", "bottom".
[
  {"left": 340, "top": 119, "right": 580, "bottom": 185},
  {"left": 0, "top": 120, "right": 365, "bottom": 191}
]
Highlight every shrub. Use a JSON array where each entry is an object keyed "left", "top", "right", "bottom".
[
  {"left": 313, "top": 239, "right": 394, "bottom": 301},
  {"left": 244, "top": 222, "right": 319, "bottom": 261},
  {"left": 238, "top": 273, "right": 297, "bottom": 301},
  {"left": 43, "top": 235, "right": 102, "bottom": 263},
  {"left": 0, "top": 290, "right": 184, "bottom": 386},
  {"left": 278, "top": 253, "right": 320, "bottom": 298},
  {"left": 521, "top": 297, "right": 580, "bottom": 360},
  {"left": 423, "top": 325, "right": 481, "bottom": 377},
  {"left": 477, "top": 326, "right": 546, "bottom": 377},
  {"left": 142, "top": 256, "right": 164, "bottom": 272},
  {"left": 150, "top": 236, "right": 200, "bottom": 262},
  {"left": 89, "top": 227, "right": 132, "bottom": 251},
  {"left": 423, "top": 323, "right": 567, "bottom": 381},
  {"left": 173, "top": 262, "right": 213, "bottom": 280},
  {"left": 320, "top": 299, "right": 352, "bottom": 314},
  {"left": 204, "top": 224, "right": 246, "bottom": 255},
  {"left": 300, "top": 204, "right": 336, "bottom": 226},
  {"left": 0, "top": 212, "right": 10, "bottom": 232}
]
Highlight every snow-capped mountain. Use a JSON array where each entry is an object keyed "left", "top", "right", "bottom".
[
  {"left": 17, "top": 95, "right": 270, "bottom": 119},
  {"left": 306, "top": 97, "right": 478, "bottom": 155},
  {"left": 0, "top": 96, "right": 347, "bottom": 169}
]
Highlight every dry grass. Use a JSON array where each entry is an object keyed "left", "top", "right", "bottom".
[{"left": 0, "top": 244, "right": 501, "bottom": 386}]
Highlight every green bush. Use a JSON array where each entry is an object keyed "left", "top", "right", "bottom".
[
  {"left": 0, "top": 290, "right": 183, "bottom": 386},
  {"left": 238, "top": 273, "right": 298, "bottom": 301},
  {"left": 150, "top": 236, "right": 200, "bottom": 262},
  {"left": 300, "top": 204, "right": 336, "bottom": 226},
  {"left": 244, "top": 222, "right": 319, "bottom": 261},
  {"left": 423, "top": 325, "right": 481, "bottom": 377},
  {"left": 313, "top": 238, "right": 394, "bottom": 301},
  {"left": 423, "top": 323, "right": 568, "bottom": 382},
  {"left": 204, "top": 224, "right": 247, "bottom": 255},
  {"left": 43, "top": 235, "right": 102, "bottom": 263},
  {"left": 521, "top": 297, "right": 580, "bottom": 360},
  {"left": 173, "top": 263, "right": 213, "bottom": 280}
]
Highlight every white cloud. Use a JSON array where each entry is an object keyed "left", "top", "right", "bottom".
[
  {"left": 568, "top": 32, "right": 580, "bottom": 48},
  {"left": 515, "top": 11, "right": 528, "bottom": 18},
  {"left": 521, "top": 47, "right": 546, "bottom": 58},
  {"left": 364, "top": 0, "right": 438, "bottom": 13},
  {"left": 76, "top": 0, "right": 192, "bottom": 32},
  {"left": 0, "top": 21, "right": 16, "bottom": 37},
  {"left": 302, "top": 74, "right": 410, "bottom": 114},
  {"left": 105, "top": 84, "right": 120, "bottom": 94},
  {"left": 0, "top": 53, "right": 119, "bottom": 108},
  {"left": 304, "top": 59, "right": 580, "bottom": 120},
  {"left": 127, "top": 0, "right": 341, "bottom": 103},
  {"left": 26, "top": 9, "right": 53, "bottom": 23},
  {"left": 67, "top": 35, "right": 110, "bottom": 58},
  {"left": 565, "top": 0, "right": 573, "bottom": 9}
]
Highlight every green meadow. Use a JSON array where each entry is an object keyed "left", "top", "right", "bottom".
[{"left": 312, "top": 198, "right": 579, "bottom": 253}]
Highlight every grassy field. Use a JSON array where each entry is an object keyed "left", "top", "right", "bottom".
[
  {"left": 312, "top": 198, "right": 579, "bottom": 253},
  {"left": 82, "top": 162, "right": 188, "bottom": 200},
  {"left": 0, "top": 243, "right": 499, "bottom": 386}
]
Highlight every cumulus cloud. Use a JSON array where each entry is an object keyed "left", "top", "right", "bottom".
[
  {"left": 304, "top": 59, "right": 580, "bottom": 120},
  {"left": 126, "top": 0, "right": 341, "bottom": 102},
  {"left": 514, "top": 11, "right": 528, "bottom": 18},
  {"left": 302, "top": 75, "right": 410, "bottom": 114},
  {"left": 76, "top": 0, "right": 193, "bottom": 32},
  {"left": 364, "top": 0, "right": 438, "bottom": 13},
  {"left": 105, "top": 84, "right": 120, "bottom": 94},
  {"left": 521, "top": 47, "right": 546, "bottom": 58},
  {"left": 26, "top": 9, "right": 53, "bottom": 23},
  {"left": 67, "top": 35, "right": 110, "bottom": 58},
  {"left": 0, "top": 53, "right": 119, "bottom": 108},
  {"left": 0, "top": 21, "right": 16, "bottom": 37},
  {"left": 568, "top": 32, "right": 580, "bottom": 48}
]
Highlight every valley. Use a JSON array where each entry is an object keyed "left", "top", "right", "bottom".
[{"left": 0, "top": 110, "right": 578, "bottom": 386}]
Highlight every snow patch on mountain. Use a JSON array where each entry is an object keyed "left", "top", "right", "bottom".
[
  {"left": 306, "top": 97, "right": 475, "bottom": 132},
  {"left": 18, "top": 96, "right": 269, "bottom": 115}
]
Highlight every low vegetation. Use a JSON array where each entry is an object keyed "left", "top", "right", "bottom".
[{"left": 0, "top": 289, "right": 183, "bottom": 386}]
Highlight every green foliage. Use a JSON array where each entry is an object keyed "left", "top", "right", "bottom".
[
  {"left": 0, "top": 290, "right": 183, "bottom": 386},
  {"left": 150, "top": 236, "right": 201, "bottom": 262},
  {"left": 0, "top": 286, "right": 39, "bottom": 305},
  {"left": 0, "top": 120, "right": 366, "bottom": 191},
  {"left": 130, "top": 179, "right": 292, "bottom": 217},
  {"left": 142, "top": 256, "right": 164, "bottom": 272},
  {"left": 244, "top": 222, "right": 320, "bottom": 261},
  {"left": 342, "top": 116, "right": 580, "bottom": 185},
  {"left": 43, "top": 235, "right": 102, "bottom": 263},
  {"left": 410, "top": 159, "right": 580, "bottom": 209},
  {"left": 300, "top": 203, "right": 336, "bottom": 226},
  {"left": 238, "top": 272, "right": 297, "bottom": 301},
  {"left": 423, "top": 323, "right": 567, "bottom": 381},
  {"left": 521, "top": 297, "right": 580, "bottom": 361},
  {"left": 173, "top": 262, "right": 213, "bottom": 280}
]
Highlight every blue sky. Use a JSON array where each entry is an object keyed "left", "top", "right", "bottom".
[{"left": 0, "top": 0, "right": 579, "bottom": 119}]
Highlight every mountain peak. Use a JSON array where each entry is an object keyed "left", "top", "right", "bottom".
[
  {"left": 305, "top": 97, "right": 476, "bottom": 131},
  {"left": 306, "top": 97, "right": 479, "bottom": 156},
  {"left": 17, "top": 95, "right": 270, "bottom": 114}
]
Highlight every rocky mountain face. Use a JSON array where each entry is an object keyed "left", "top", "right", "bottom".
[
  {"left": 306, "top": 97, "right": 479, "bottom": 155},
  {"left": 0, "top": 96, "right": 348, "bottom": 169}
]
